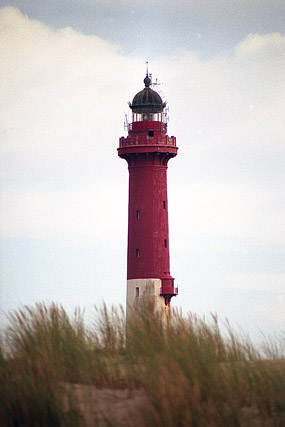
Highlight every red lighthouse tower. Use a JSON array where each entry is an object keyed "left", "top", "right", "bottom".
[{"left": 118, "top": 73, "right": 178, "bottom": 314}]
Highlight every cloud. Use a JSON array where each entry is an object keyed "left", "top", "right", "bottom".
[
  {"left": 0, "top": 6, "right": 142, "bottom": 186},
  {"left": 214, "top": 272, "right": 285, "bottom": 332},
  {"left": 235, "top": 32, "right": 285, "bottom": 56},
  {"left": 156, "top": 34, "right": 285, "bottom": 150},
  {"left": 0, "top": 6, "right": 284, "bottom": 251},
  {"left": 251, "top": 294, "right": 285, "bottom": 331},
  {"left": 0, "top": 6, "right": 141, "bottom": 147},
  {"left": 169, "top": 182, "right": 284, "bottom": 246},
  {"left": 0, "top": 183, "right": 127, "bottom": 246},
  {"left": 218, "top": 273, "right": 285, "bottom": 292}
]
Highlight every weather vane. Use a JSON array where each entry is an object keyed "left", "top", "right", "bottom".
[{"left": 145, "top": 60, "right": 162, "bottom": 87}]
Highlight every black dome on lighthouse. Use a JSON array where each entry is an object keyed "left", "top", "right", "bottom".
[{"left": 130, "top": 75, "right": 166, "bottom": 113}]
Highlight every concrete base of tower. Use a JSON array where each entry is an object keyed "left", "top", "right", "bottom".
[{"left": 126, "top": 278, "right": 171, "bottom": 319}]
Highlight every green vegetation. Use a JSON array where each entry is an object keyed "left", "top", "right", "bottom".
[{"left": 0, "top": 302, "right": 284, "bottom": 426}]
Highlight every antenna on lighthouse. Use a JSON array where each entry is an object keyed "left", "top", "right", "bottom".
[
  {"left": 151, "top": 75, "right": 166, "bottom": 105},
  {"left": 152, "top": 77, "right": 162, "bottom": 87},
  {"left": 145, "top": 61, "right": 164, "bottom": 95},
  {"left": 146, "top": 60, "right": 153, "bottom": 84},
  {"left": 124, "top": 113, "right": 129, "bottom": 131}
]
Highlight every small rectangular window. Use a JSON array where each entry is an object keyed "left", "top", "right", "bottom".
[
  {"left": 136, "top": 210, "right": 140, "bottom": 219},
  {"left": 136, "top": 248, "right": 140, "bottom": 258},
  {"left": 148, "top": 131, "right": 154, "bottom": 137},
  {"left": 164, "top": 239, "right": 167, "bottom": 248},
  {"left": 163, "top": 200, "right": 166, "bottom": 209},
  {"left": 136, "top": 287, "right": 139, "bottom": 297}
]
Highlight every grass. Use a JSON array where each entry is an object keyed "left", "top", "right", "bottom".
[{"left": 0, "top": 302, "right": 284, "bottom": 426}]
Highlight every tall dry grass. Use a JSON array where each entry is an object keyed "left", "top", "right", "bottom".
[{"left": 0, "top": 302, "right": 284, "bottom": 426}]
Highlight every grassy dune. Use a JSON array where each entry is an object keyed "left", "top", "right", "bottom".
[{"left": 0, "top": 303, "right": 284, "bottom": 426}]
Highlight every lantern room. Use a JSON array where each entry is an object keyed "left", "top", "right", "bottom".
[{"left": 128, "top": 74, "right": 168, "bottom": 125}]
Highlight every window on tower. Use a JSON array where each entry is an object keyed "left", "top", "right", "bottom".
[
  {"left": 136, "top": 248, "right": 140, "bottom": 257},
  {"left": 163, "top": 200, "right": 166, "bottom": 209},
  {"left": 142, "top": 113, "right": 153, "bottom": 121},
  {"left": 132, "top": 112, "right": 163, "bottom": 123},
  {"left": 164, "top": 239, "right": 167, "bottom": 248},
  {"left": 136, "top": 210, "right": 140, "bottom": 219},
  {"left": 136, "top": 287, "right": 139, "bottom": 297},
  {"left": 148, "top": 131, "right": 154, "bottom": 137}
]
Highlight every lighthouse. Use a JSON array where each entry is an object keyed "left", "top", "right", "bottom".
[{"left": 118, "top": 73, "right": 178, "bottom": 315}]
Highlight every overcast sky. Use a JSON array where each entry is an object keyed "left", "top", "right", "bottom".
[{"left": 0, "top": 1, "right": 284, "bottom": 339}]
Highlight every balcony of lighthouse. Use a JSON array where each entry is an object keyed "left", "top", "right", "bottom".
[
  {"left": 119, "top": 115, "right": 176, "bottom": 149},
  {"left": 118, "top": 107, "right": 177, "bottom": 156},
  {"left": 119, "top": 131, "right": 176, "bottom": 149}
]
